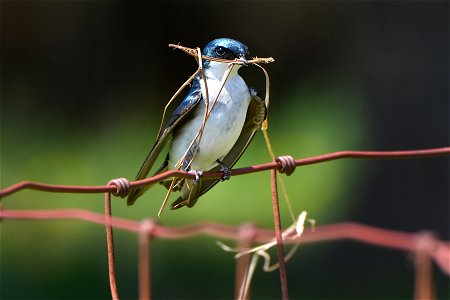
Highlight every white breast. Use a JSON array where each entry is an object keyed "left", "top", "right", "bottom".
[{"left": 168, "top": 63, "right": 251, "bottom": 171}]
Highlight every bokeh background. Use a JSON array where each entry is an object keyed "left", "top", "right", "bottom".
[{"left": 1, "top": 1, "right": 449, "bottom": 299}]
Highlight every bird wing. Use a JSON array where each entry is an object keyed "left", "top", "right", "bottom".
[
  {"left": 170, "top": 87, "right": 267, "bottom": 209},
  {"left": 127, "top": 78, "right": 203, "bottom": 206}
]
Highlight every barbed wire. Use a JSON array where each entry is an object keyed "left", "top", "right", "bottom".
[{"left": 1, "top": 147, "right": 449, "bottom": 299}]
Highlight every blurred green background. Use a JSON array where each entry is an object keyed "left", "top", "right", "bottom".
[{"left": 1, "top": 1, "right": 449, "bottom": 299}]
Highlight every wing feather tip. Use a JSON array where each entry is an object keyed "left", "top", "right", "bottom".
[{"left": 126, "top": 189, "right": 140, "bottom": 206}]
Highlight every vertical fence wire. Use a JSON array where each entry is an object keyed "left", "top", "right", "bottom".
[
  {"left": 104, "top": 192, "right": 120, "bottom": 300},
  {"left": 270, "top": 169, "right": 289, "bottom": 300},
  {"left": 414, "top": 232, "right": 437, "bottom": 300},
  {"left": 138, "top": 220, "right": 154, "bottom": 300},
  {"left": 235, "top": 223, "right": 256, "bottom": 299}
]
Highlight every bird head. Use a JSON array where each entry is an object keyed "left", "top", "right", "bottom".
[{"left": 202, "top": 38, "right": 250, "bottom": 69}]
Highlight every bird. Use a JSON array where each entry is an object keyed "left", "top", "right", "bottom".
[{"left": 127, "top": 38, "right": 267, "bottom": 210}]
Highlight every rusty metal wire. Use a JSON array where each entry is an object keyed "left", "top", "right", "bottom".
[
  {"left": 104, "top": 192, "right": 119, "bottom": 300},
  {"left": 275, "top": 155, "right": 296, "bottom": 176},
  {"left": 1, "top": 209, "right": 449, "bottom": 266},
  {"left": 108, "top": 178, "right": 131, "bottom": 198},
  {"left": 270, "top": 168, "right": 289, "bottom": 300},
  {"left": 2, "top": 147, "right": 449, "bottom": 198},
  {"left": 1, "top": 147, "right": 450, "bottom": 299}
]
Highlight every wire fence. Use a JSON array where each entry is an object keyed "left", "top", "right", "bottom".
[{"left": 1, "top": 147, "right": 449, "bottom": 299}]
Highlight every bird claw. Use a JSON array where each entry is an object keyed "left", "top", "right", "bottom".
[
  {"left": 188, "top": 170, "right": 203, "bottom": 184},
  {"left": 219, "top": 164, "right": 231, "bottom": 182}
]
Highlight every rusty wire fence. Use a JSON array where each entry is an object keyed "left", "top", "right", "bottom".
[{"left": 1, "top": 148, "right": 450, "bottom": 299}]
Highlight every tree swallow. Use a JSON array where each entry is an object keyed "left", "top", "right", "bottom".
[{"left": 127, "top": 38, "right": 267, "bottom": 209}]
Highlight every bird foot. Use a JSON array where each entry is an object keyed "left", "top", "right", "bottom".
[
  {"left": 217, "top": 160, "right": 231, "bottom": 182},
  {"left": 188, "top": 170, "right": 203, "bottom": 184}
]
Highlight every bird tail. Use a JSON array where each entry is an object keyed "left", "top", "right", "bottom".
[
  {"left": 127, "top": 161, "right": 168, "bottom": 206},
  {"left": 170, "top": 178, "right": 202, "bottom": 209},
  {"left": 127, "top": 185, "right": 152, "bottom": 206}
]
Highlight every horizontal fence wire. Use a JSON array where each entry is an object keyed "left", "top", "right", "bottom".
[
  {"left": 1, "top": 147, "right": 449, "bottom": 299},
  {"left": 1, "top": 209, "right": 449, "bottom": 273},
  {"left": 2, "top": 147, "right": 449, "bottom": 198}
]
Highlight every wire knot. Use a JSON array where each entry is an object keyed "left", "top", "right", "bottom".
[
  {"left": 413, "top": 231, "right": 438, "bottom": 255},
  {"left": 140, "top": 219, "right": 156, "bottom": 236},
  {"left": 107, "top": 178, "right": 131, "bottom": 198},
  {"left": 275, "top": 155, "right": 297, "bottom": 176}
]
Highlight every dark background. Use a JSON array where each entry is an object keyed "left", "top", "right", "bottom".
[{"left": 1, "top": 1, "right": 449, "bottom": 299}]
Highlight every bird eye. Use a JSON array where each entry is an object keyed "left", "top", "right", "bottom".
[{"left": 215, "top": 46, "right": 226, "bottom": 56}]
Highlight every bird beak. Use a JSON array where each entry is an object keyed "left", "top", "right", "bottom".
[{"left": 237, "top": 56, "right": 249, "bottom": 66}]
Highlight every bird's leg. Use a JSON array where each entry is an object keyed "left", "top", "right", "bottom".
[
  {"left": 216, "top": 159, "right": 231, "bottom": 181},
  {"left": 188, "top": 170, "right": 203, "bottom": 185}
]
